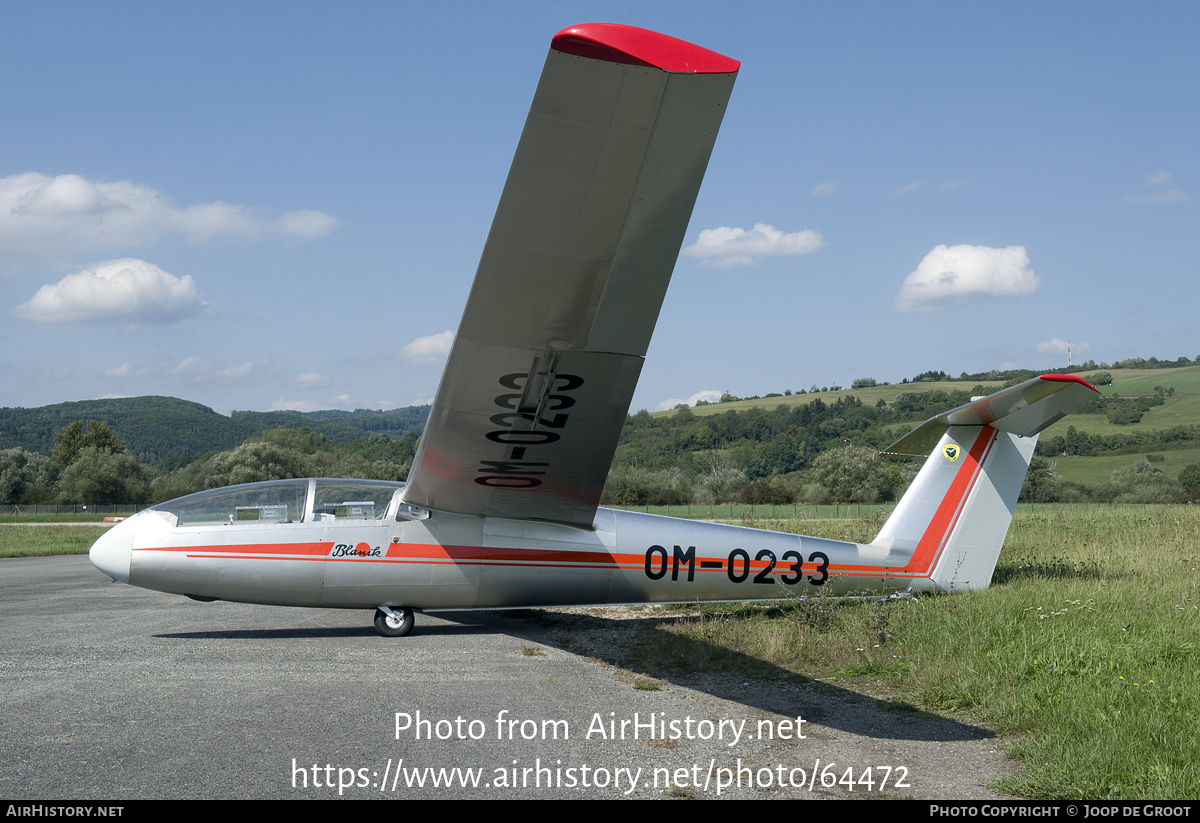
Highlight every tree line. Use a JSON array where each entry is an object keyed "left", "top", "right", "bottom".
[
  {"left": 4, "top": 356, "right": 1196, "bottom": 508},
  {"left": 1, "top": 421, "right": 419, "bottom": 506},
  {"left": 0, "top": 396, "right": 428, "bottom": 463}
]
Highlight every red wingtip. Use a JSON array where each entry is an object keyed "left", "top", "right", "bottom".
[
  {"left": 551, "top": 23, "right": 740, "bottom": 74},
  {"left": 1039, "top": 373, "right": 1101, "bottom": 393}
]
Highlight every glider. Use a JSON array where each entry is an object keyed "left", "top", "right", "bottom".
[{"left": 89, "top": 23, "right": 1099, "bottom": 636}]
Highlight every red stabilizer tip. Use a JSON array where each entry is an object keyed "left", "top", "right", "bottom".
[
  {"left": 551, "top": 23, "right": 740, "bottom": 74},
  {"left": 1039, "top": 373, "right": 1101, "bottom": 392}
]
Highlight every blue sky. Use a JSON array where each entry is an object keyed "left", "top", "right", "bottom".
[{"left": 1, "top": 1, "right": 1196, "bottom": 416}]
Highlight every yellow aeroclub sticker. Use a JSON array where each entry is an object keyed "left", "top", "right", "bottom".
[{"left": 942, "top": 444, "right": 961, "bottom": 461}]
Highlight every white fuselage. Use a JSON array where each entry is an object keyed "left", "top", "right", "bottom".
[{"left": 92, "top": 501, "right": 934, "bottom": 612}]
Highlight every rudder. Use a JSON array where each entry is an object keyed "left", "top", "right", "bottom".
[
  {"left": 869, "top": 373, "right": 1096, "bottom": 593},
  {"left": 871, "top": 426, "right": 1033, "bottom": 592}
]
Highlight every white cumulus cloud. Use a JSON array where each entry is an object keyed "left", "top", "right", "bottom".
[
  {"left": 159, "top": 356, "right": 261, "bottom": 383},
  {"left": 295, "top": 372, "right": 331, "bottom": 389},
  {"left": 655, "top": 389, "right": 723, "bottom": 411},
  {"left": 1123, "top": 170, "right": 1191, "bottom": 206},
  {"left": 894, "top": 244, "right": 1040, "bottom": 312},
  {"left": 104, "top": 363, "right": 132, "bottom": 378},
  {"left": 1037, "top": 338, "right": 1091, "bottom": 355},
  {"left": 218, "top": 363, "right": 253, "bottom": 379},
  {"left": 0, "top": 172, "right": 337, "bottom": 271},
  {"left": 271, "top": 392, "right": 355, "bottom": 412},
  {"left": 270, "top": 399, "right": 322, "bottom": 412},
  {"left": 22, "top": 367, "right": 71, "bottom": 381},
  {"left": 399, "top": 330, "right": 454, "bottom": 364},
  {"left": 1123, "top": 189, "right": 1191, "bottom": 205},
  {"left": 811, "top": 181, "right": 839, "bottom": 197},
  {"left": 278, "top": 210, "right": 339, "bottom": 240},
  {"left": 12, "top": 258, "right": 211, "bottom": 324},
  {"left": 937, "top": 179, "right": 970, "bottom": 191},
  {"left": 682, "top": 223, "right": 824, "bottom": 269},
  {"left": 894, "top": 180, "right": 928, "bottom": 195},
  {"left": 168, "top": 356, "right": 206, "bottom": 375}
]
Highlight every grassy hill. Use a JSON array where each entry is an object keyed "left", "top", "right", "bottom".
[
  {"left": 673, "top": 380, "right": 1003, "bottom": 416},
  {"left": 1041, "top": 365, "right": 1200, "bottom": 434},
  {"left": 651, "top": 365, "right": 1200, "bottom": 487},
  {"left": 1047, "top": 447, "right": 1200, "bottom": 485},
  {"left": 4, "top": 362, "right": 1196, "bottom": 492},
  {"left": 667, "top": 365, "right": 1198, "bottom": 427},
  {"left": 0, "top": 396, "right": 430, "bottom": 463}
]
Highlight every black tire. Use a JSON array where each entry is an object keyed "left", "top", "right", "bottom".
[{"left": 374, "top": 607, "right": 414, "bottom": 637}]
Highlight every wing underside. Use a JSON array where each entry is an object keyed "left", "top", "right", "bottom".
[{"left": 402, "top": 25, "right": 739, "bottom": 526}]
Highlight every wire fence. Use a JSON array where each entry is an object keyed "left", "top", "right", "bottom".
[
  {"left": 604, "top": 500, "right": 1149, "bottom": 520},
  {"left": 3, "top": 504, "right": 149, "bottom": 517},
  {"left": 2, "top": 500, "right": 1179, "bottom": 521},
  {"left": 606, "top": 503, "right": 894, "bottom": 520}
]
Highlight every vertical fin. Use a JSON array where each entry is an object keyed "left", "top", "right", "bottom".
[
  {"left": 871, "top": 372, "right": 1097, "bottom": 592},
  {"left": 872, "top": 425, "right": 1035, "bottom": 592}
]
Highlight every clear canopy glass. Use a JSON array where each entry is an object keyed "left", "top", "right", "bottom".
[{"left": 150, "top": 479, "right": 406, "bottom": 527}]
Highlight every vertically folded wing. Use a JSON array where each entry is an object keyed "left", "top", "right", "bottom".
[{"left": 402, "top": 24, "right": 739, "bottom": 526}]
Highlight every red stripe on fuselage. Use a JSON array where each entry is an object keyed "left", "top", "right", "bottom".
[
  {"left": 134, "top": 541, "right": 839, "bottom": 578},
  {"left": 133, "top": 541, "right": 333, "bottom": 556}
]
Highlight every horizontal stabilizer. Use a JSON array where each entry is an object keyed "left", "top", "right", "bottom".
[{"left": 880, "top": 374, "right": 1099, "bottom": 457}]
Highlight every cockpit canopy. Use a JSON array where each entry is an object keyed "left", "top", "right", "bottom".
[{"left": 149, "top": 478, "right": 406, "bottom": 528}]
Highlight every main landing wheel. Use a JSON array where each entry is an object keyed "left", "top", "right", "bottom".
[{"left": 374, "top": 606, "right": 415, "bottom": 638}]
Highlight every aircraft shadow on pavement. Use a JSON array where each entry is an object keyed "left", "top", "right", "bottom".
[
  {"left": 154, "top": 622, "right": 495, "bottom": 640},
  {"left": 144, "top": 595, "right": 990, "bottom": 744},
  {"left": 428, "top": 608, "right": 994, "bottom": 744}
]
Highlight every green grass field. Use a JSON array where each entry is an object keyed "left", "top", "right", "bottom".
[
  {"left": 1102, "top": 365, "right": 1200, "bottom": 396},
  {"left": 1036, "top": 367, "right": 1200, "bottom": 483},
  {"left": 1049, "top": 447, "right": 1200, "bottom": 486},
  {"left": 651, "top": 365, "right": 1200, "bottom": 421},
  {"left": 0, "top": 524, "right": 112, "bottom": 558},
  {"left": 648, "top": 365, "right": 1200, "bottom": 487},
  {"left": 635, "top": 505, "right": 1200, "bottom": 799},
  {"left": 673, "top": 366, "right": 1200, "bottom": 419},
  {"left": 664, "top": 379, "right": 1005, "bottom": 418},
  {"left": 1040, "top": 395, "right": 1200, "bottom": 440},
  {"left": 0, "top": 512, "right": 127, "bottom": 523}
]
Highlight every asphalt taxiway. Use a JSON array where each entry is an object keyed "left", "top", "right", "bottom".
[{"left": 2, "top": 555, "right": 1014, "bottom": 799}]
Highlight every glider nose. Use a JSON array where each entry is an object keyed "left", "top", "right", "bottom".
[{"left": 90, "top": 518, "right": 134, "bottom": 584}]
